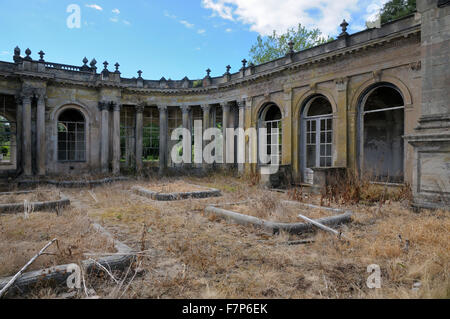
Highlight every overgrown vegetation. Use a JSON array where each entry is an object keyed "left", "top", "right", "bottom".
[
  {"left": 249, "top": 24, "right": 332, "bottom": 65},
  {"left": 380, "top": 0, "right": 417, "bottom": 24},
  {"left": 3, "top": 175, "right": 448, "bottom": 299}
]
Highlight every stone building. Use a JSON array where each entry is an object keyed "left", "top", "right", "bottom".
[{"left": 0, "top": 1, "right": 448, "bottom": 209}]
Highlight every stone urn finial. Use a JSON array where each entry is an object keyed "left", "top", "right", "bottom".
[
  {"left": 13, "top": 46, "right": 22, "bottom": 63},
  {"left": 38, "top": 50, "right": 45, "bottom": 62},
  {"left": 206, "top": 68, "right": 211, "bottom": 77},
  {"left": 226, "top": 65, "right": 231, "bottom": 74},
  {"left": 340, "top": 19, "right": 349, "bottom": 37},
  {"left": 24, "top": 48, "right": 32, "bottom": 61},
  {"left": 288, "top": 41, "right": 294, "bottom": 54}
]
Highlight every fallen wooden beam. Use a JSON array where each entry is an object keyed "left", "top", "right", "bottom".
[{"left": 205, "top": 206, "right": 352, "bottom": 235}]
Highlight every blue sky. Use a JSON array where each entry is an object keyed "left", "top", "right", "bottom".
[{"left": 0, "top": 0, "right": 388, "bottom": 80}]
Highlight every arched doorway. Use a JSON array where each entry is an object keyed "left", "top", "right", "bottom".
[
  {"left": 359, "top": 84, "right": 405, "bottom": 183},
  {"left": 258, "top": 103, "right": 282, "bottom": 165},
  {"left": 301, "top": 95, "right": 333, "bottom": 183},
  {"left": 57, "top": 109, "right": 86, "bottom": 162}
]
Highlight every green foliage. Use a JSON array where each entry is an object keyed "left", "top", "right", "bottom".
[
  {"left": 380, "top": 0, "right": 416, "bottom": 24},
  {"left": 193, "top": 80, "right": 203, "bottom": 88},
  {"left": 1, "top": 146, "right": 9, "bottom": 157},
  {"left": 249, "top": 24, "right": 332, "bottom": 65}
]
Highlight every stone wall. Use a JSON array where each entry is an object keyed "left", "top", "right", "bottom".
[
  {"left": 405, "top": 1, "right": 450, "bottom": 209},
  {"left": 0, "top": 13, "right": 446, "bottom": 209}
]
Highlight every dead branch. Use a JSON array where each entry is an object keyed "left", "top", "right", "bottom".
[
  {"left": 0, "top": 238, "right": 58, "bottom": 298},
  {"left": 88, "top": 258, "right": 119, "bottom": 284},
  {"left": 297, "top": 213, "right": 349, "bottom": 240}
]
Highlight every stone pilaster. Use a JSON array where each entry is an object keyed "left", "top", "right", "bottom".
[
  {"left": 21, "top": 94, "right": 32, "bottom": 176},
  {"left": 158, "top": 105, "right": 168, "bottom": 174},
  {"left": 36, "top": 93, "right": 46, "bottom": 176},
  {"left": 112, "top": 102, "right": 121, "bottom": 174},
  {"left": 282, "top": 89, "right": 292, "bottom": 166},
  {"left": 98, "top": 101, "right": 110, "bottom": 173},
  {"left": 335, "top": 77, "right": 348, "bottom": 168},
  {"left": 244, "top": 97, "right": 254, "bottom": 174},
  {"left": 135, "top": 103, "right": 144, "bottom": 173}
]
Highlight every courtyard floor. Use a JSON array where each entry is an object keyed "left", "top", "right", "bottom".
[{"left": 2, "top": 174, "right": 449, "bottom": 299}]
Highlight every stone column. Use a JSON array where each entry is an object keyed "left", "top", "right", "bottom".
[
  {"left": 135, "top": 103, "right": 144, "bottom": 173},
  {"left": 158, "top": 105, "right": 168, "bottom": 174},
  {"left": 181, "top": 105, "right": 191, "bottom": 166},
  {"left": 221, "top": 102, "right": 231, "bottom": 166},
  {"left": 112, "top": 102, "right": 121, "bottom": 175},
  {"left": 201, "top": 104, "right": 211, "bottom": 168},
  {"left": 21, "top": 94, "right": 32, "bottom": 176},
  {"left": 237, "top": 100, "right": 246, "bottom": 173},
  {"left": 99, "top": 101, "right": 110, "bottom": 173},
  {"left": 36, "top": 93, "right": 46, "bottom": 176}
]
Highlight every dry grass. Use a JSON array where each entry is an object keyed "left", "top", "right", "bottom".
[
  {"left": 0, "top": 206, "right": 115, "bottom": 277},
  {"left": 222, "top": 193, "right": 331, "bottom": 223},
  {"left": 137, "top": 180, "right": 210, "bottom": 194},
  {"left": 0, "top": 188, "right": 61, "bottom": 204},
  {"left": 5, "top": 173, "right": 449, "bottom": 299}
]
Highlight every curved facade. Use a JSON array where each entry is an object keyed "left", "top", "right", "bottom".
[{"left": 0, "top": 3, "right": 449, "bottom": 209}]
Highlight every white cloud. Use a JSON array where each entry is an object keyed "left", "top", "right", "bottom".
[
  {"left": 180, "top": 20, "right": 195, "bottom": 28},
  {"left": 197, "top": 29, "right": 206, "bottom": 34},
  {"left": 123, "top": 20, "right": 131, "bottom": 25},
  {"left": 112, "top": 8, "right": 120, "bottom": 14},
  {"left": 225, "top": 28, "right": 232, "bottom": 32},
  {"left": 201, "top": 0, "right": 364, "bottom": 36},
  {"left": 110, "top": 17, "right": 119, "bottom": 23},
  {"left": 202, "top": 0, "right": 234, "bottom": 20},
  {"left": 365, "top": 0, "right": 389, "bottom": 22},
  {"left": 164, "top": 11, "right": 177, "bottom": 19},
  {"left": 85, "top": 4, "right": 103, "bottom": 11}
]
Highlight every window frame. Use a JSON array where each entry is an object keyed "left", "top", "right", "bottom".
[
  {"left": 302, "top": 95, "right": 334, "bottom": 172},
  {"left": 57, "top": 110, "right": 86, "bottom": 163}
]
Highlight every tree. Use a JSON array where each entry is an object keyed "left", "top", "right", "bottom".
[
  {"left": 249, "top": 24, "right": 332, "bottom": 65},
  {"left": 380, "top": 0, "right": 416, "bottom": 24}
]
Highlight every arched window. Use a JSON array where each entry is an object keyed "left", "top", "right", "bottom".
[
  {"left": 360, "top": 85, "right": 404, "bottom": 182},
  {"left": 259, "top": 103, "right": 282, "bottom": 165},
  {"left": 0, "top": 115, "right": 15, "bottom": 164},
  {"left": 303, "top": 95, "right": 333, "bottom": 170},
  {"left": 57, "top": 109, "right": 86, "bottom": 161}
]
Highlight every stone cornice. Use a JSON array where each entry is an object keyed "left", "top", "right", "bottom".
[{"left": 0, "top": 22, "right": 421, "bottom": 98}]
